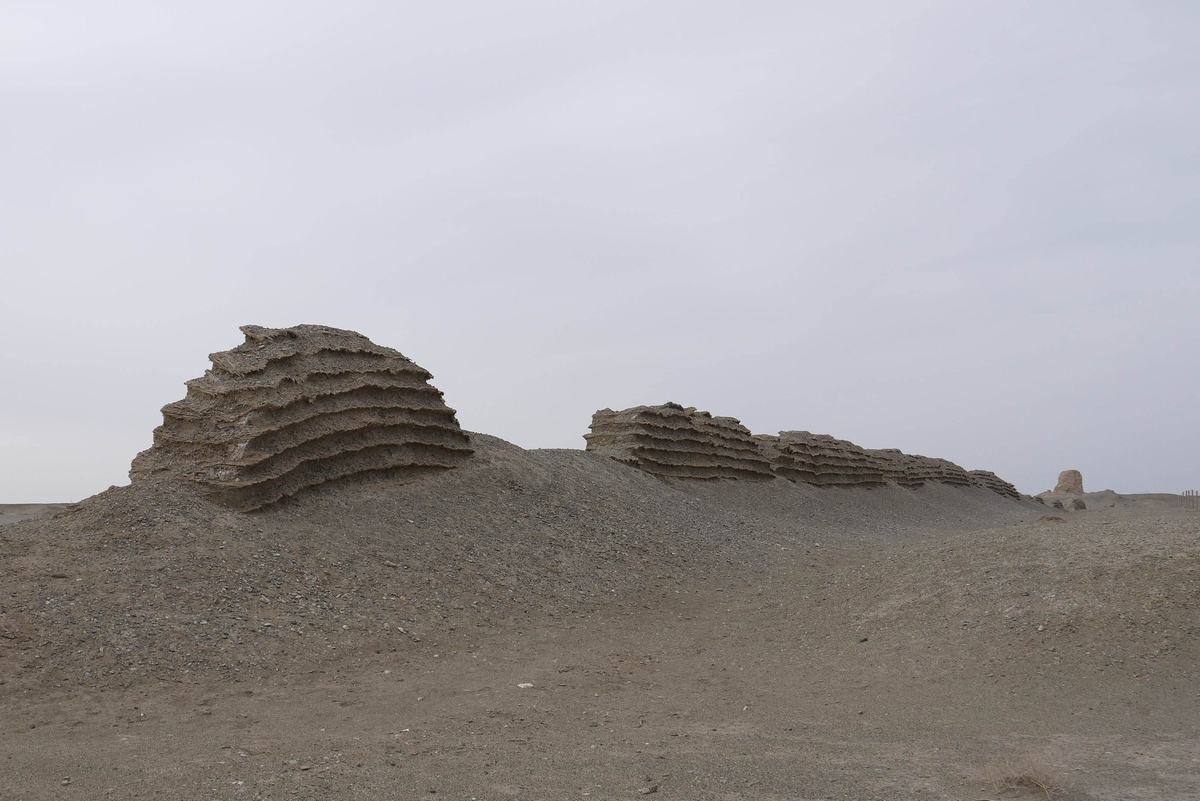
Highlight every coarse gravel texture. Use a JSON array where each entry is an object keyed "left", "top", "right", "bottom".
[{"left": 2, "top": 435, "right": 1198, "bottom": 800}]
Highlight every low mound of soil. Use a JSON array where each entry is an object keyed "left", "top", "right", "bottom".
[
  {"left": 2, "top": 433, "right": 1034, "bottom": 694},
  {"left": 5, "top": 438, "right": 1199, "bottom": 799}
]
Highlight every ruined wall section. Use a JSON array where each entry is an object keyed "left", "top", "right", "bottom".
[
  {"left": 131, "top": 324, "right": 472, "bottom": 510},
  {"left": 584, "top": 403, "right": 773, "bottom": 481},
  {"left": 756, "top": 431, "right": 887, "bottom": 487},
  {"left": 970, "top": 470, "right": 1021, "bottom": 499},
  {"left": 905, "top": 455, "right": 977, "bottom": 487},
  {"left": 584, "top": 403, "right": 1022, "bottom": 499},
  {"left": 866, "top": 448, "right": 925, "bottom": 488}
]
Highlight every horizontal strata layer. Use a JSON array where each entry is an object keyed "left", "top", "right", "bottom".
[
  {"left": 131, "top": 324, "right": 472, "bottom": 510},
  {"left": 209, "top": 444, "right": 467, "bottom": 511},
  {"left": 769, "top": 469, "right": 882, "bottom": 486},
  {"left": 588, "top": 408, "right": 758, "bottom": 440},
  {"left": 599, "top": 448, "right": 774, "bottom": 480},
  {"left": 585, "top": 403, "right": 773, "bottom": 480},
  {"left": 602, "top": 446, "right": 775, "bottom": 476},
  {"left": 911, "top": 457, "right": 976, "bottom": 485},
  {"left": 218, "top": 425, "right": 470, "bottom": 479},
  {"left": 757, "top": 432, "right": 886, "bottom": 487},
  {"left": 586, "top": 407, "right": 1020, "bottom": 495},
  {"left": 866, "top": 449, "right": 924, "bottom": 485},
  {"left": 188, "top": 351, "right": 432, "bottom": 396},
  {"left": 589, "top": 411, "right": 764, "bottom": 452},
  {"left": 970, "top": 470, "right": 1020, "bottom": 498},
  {"left": 157, "top": 384, "right": 457, "bottom": 444},
  {"left": 586, "top": 435, "right": 766, "bottom": 462},
  {"left": 771, "top": 455, "right": 887, "bottom": 473},
  {"left": 137, "top": 388, "right": 466, "bottom": 476},
  {"left": 610, "top": 459, "right": 775, "bottom": 481},
  {"left": 867, "top": 449, "right": 1021, "bottom": 497},
  {"left": 592, "top": 424, "right": 768, "bottom": 455},
  {"left": 584, "top": 428, "right": 766, "bottom": 460},
  {"left": 208, "top": 324, "right": 413, "bottom": 376},
  {"left": 590, "top": 417, "right": 761, "bottom": 445}
]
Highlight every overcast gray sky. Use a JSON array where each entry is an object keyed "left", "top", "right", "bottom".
[{"left": 3, "top": 1, "right": 1198, "bottom": 501}]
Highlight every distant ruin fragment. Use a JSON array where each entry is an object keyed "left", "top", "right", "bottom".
[
  {"left": 130, "top": 324, "right": 472, "bottom": 510},
  {"left": 584, "top": 403, "right": 773, "bottom": 480},
  {"left": 1055, "top": 469, "right": 1084, "bottom": 494},
  {"left": 756, "top": 431, "right": 886, "bottom": 487}
]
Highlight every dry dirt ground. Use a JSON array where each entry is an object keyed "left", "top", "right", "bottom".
[
  {"left": 0, "top": 506, "right": 69, "bottom": 527},
  {"left": 2, "top": 438, "right": 1198, "bottom": 800}
]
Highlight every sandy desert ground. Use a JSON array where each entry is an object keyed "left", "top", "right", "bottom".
[{"left": 2, "top": 435, "right": 1197, "bottom": 800}]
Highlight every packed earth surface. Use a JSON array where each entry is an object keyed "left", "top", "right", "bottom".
[{"left": 2, "top": 435, "right": 1197, "bottom": 800}]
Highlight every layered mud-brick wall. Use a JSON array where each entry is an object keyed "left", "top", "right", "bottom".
[
  {"left": 864, "top": 449, "right": 980, "bottom": 489},
  {"left": 905, "top": 455, "right": 977, "bottom": 487},
  {"left": 866, "top": 448, "right": 925, "bottom": 488},
  {"left": 583, "top": 402, "right": 1023, "bottom": 498},
  {"left": 583, "top": 403, "right": 774, "bottom": 480},
  {"left": 970, "top": 470, "right": 1021, "bottom": 499},
  {"left": 131, "top": 324, "right": 472, "bottom": 510},
  {"left": 755, "top": 431, "right": 887, "bottom": 487}
]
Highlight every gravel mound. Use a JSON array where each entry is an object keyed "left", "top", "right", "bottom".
[{"left": 1, "top": 432, "right": 1040, "bottom": 694}]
